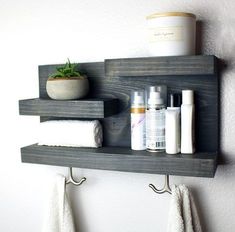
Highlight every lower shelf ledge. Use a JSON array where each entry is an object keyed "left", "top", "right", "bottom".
[{"left": 21, "top": 144, "right": 217, "bottom": 178}]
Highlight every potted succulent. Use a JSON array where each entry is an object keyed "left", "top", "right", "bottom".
[{"left": 46, "top": 59, "right": 89, "bottom": 100}]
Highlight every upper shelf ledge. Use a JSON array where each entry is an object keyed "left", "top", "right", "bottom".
[
  {"left": 105, "top": 55, "right": 217, "bottom": 77},
  {"left": 19, "top": 98, "right": 119, "bottom": 118}
]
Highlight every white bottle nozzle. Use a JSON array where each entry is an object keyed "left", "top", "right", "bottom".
[
  {"left": 134, "top": 95, "right": 144, "bottom": 104},
  {"left": 148, "top": 91, "right": 163, "bottom": 105},
  {"left": 131, "top": 90, "right": 145, "bottom": 105}
]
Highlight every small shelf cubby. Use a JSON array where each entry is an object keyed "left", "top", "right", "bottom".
[{"left": 19, "top": 55, "right": 219, "bottom": 178}]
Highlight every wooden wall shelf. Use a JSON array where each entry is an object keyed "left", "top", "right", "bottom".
[
  {"left": 19, "top": 98, "right": 119, "bottom": 118},
  {"left": 19, "top": 55, "right": 219, "bottom": 178},
  {"left": 105, "top": 55, "right": 217, "bottom": 77},
  {"left": 21, "top": 144, "right": 217, "bottom": 178}
]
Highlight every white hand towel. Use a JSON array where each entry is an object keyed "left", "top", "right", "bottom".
[
  {"left": 42, "top": 174, "right": 76, "bottom": 232},
  {"left": 167, "top": 185, "right": 202, "bottom": 232},
  {"left": 38, "top": 120, "right": 103, "bottom": 148}
]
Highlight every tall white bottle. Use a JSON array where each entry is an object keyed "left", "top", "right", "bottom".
[
  {"left": 146, "top": 90, "right": 166, "bottom": 152},
  {"left": 181, "top": 90, "right": 195, "bottom": 154},
  {"left": 165, "top": 94, "right": 181, "bottom": 154},
  {"left": 131, "top": 90, "right": 146, "bottom": 150}
]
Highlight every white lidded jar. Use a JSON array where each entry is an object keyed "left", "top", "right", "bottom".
[{"left": 146, "top": 12, "right": 196, "bottom": 56}]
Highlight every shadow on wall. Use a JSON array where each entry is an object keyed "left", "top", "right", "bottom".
[
  {"left": 196, "top": 21, "right": 203, "bottom": 55},
  {"left": 196, "top": 19, "right": 233, "bottom": 165},
  {"left": 190, "top": 187, "right": 206, "bottom": 231}
]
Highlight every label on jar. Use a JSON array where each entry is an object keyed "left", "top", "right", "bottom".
[
  {"left": 146, "top": 108, "right": 165, "bottom": 150},
  {"left": 148, "top": 26, "right": 183, "bottom": 42}
]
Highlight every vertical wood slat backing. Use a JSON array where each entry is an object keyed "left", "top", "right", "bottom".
[{"left": 38, "top": 56, "right": 218, "bottom": 152}]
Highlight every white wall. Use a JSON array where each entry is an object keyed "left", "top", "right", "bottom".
[{"left": 0, "top": 0, "right": 235, "bottom": 231}]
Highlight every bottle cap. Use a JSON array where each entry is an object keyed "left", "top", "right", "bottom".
[
  {"left": 146, "top": 85, "right": 167, "bottom": 106},
  {"left": 131, "top": 90, "right": 145, "bottom": 105},
  {"left": 148, "top": 91, "right": 164, "bottom": 105},
  {"left": 169, "top": 93, "right": 182, "bottom": 107},
  {"left": 182, "top": 90, "right": 194, "bottom": 105}
]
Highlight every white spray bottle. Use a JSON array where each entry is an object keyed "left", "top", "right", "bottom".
[{"left": 131, "top": 90, "right": 146, "bottom": 150}]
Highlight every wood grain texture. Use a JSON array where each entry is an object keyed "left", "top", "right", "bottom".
[
  {"left": 37, "top": 56, "right": 219, "bottom": 152},
  {"left": 19, "top": 98, "right": 119, "bottom": 118},
  {"left": 105, "top": 55, "right": 217, "bottom": 77},
  {"left": 19, "top": 55, "right": 219, "bottom": 178},
  {"left": 21, "top": 144, "right": 217, "bottom": 178}
]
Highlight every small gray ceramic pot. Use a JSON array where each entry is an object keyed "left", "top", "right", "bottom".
[{"left": 46, "top": 77, "right": 89, "bottom": 100}]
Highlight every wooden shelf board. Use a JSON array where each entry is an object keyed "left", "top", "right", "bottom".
[
  {"left": 19, "top": 98, "right": 119, "bottom": 118},
  {"left": 21, "top": 144, "right": 217, "bottom": 178},
  {"left": 105, "top": 55, "right": 217, "bottom": 77}
]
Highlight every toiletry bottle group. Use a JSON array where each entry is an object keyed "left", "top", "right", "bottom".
[
  {"left": 130, "top": 86, "right": 195, "bottom": 154},
  {"left": 165, "top": 90, "right": 195, "bottom": 154}
]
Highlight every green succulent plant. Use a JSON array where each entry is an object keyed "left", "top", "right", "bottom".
[{"left": 49, "top": 59, "right": 84, "bottom": 79}]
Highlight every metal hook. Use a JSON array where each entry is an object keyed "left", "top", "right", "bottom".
[
  {"left": 149, "top": 175, "right": 172, "bottom": 194},
  {"left": 66, "top": 167, "right": 86, "bottom": 186}
]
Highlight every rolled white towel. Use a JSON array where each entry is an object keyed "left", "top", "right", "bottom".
[{"left": 38, "top": 120, "right": 103, "bottom": 148}]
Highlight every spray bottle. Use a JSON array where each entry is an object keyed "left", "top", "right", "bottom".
[
  {"left": 146, "top": 86, "right": 166, "bottom": 152},
  {"left": 131, "top": 90, "right": 146, "bottom": 150}
]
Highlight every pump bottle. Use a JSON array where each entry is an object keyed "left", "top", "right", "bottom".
[{"left": 146, "top": 89, "right": 166, "bottom": 152}]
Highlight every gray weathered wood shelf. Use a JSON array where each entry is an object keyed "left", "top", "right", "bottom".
[
  {"left": 21, "top": 144, "right": 217, "bottom": 178},
  {"left": 105, "top": 55, "right": 217, "bottom": 77},
  {"left": 19, "top": 55, "right": 220, "bottom": 178},
  {"left": 19, "top": 98, "right": 119, "bottom": 118}
]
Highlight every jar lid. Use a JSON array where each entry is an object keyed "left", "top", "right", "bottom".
[{"left": 146, "top": 12, "right": 196, "bottom": 20}]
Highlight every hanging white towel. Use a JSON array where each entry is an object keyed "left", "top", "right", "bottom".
[
  {"left": 167, "top": 185, "right": 202, "bottom": 232},
  {"left": 42, "top": 174, "right": 76, "bottom": 232},
  {"left": 38, "top": 120, "right": 103, "bottom": 148}
]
